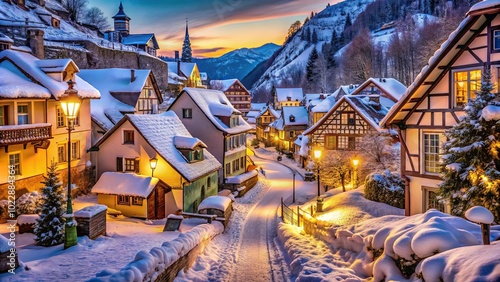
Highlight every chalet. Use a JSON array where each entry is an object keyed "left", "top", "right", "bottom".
[
  {"left": 270, "top": 106, "right": 308, "bottom": 153},
  {"left": 309, "top": 94, "right": 337, "bottom": 126},
  {"left": 78, "top": 68, "right": 163, "bottom": 143},
  {"left": 167, "top": 61, "right": 202, "bottom": 88},
  {"left": 255, "top": 105, "right": 280, "bottom": 146},
  {"left": 92, "top": 112, "right": 221, "bottom": 215},
  {"left": 210, "top": 79, "right": 251, "bottom": 117},
  {"left": 168, "top": 88, "right": 252, "bottom": 182},
  {"left": 246, "top": 103, "right": 267, "bottom": 133},
  {"left": 380, "top": 1, "right": 500, "bottom": 216},
  {"left": 272, "top": 87, "right": 304, "bottom": 110},
  {"left": 350, "top": 78, "right": 406, "bottom": 101},
  {"left": 104, "top": 2, "right": 160, "bottom": 56},
  {"left": 0, "top": 48, "right": 100, "bottom": 200}
]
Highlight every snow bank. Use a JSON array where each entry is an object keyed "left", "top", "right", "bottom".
[
  {"left": 17, "top": 214, "right": 39, "bottom": 225},
  {"left": 225, "top": 170, "right": 258, "bottom": 184},
  {"left": 198, "top": 196, "right": 232, "bottom": 212},
  {"left": 90, "top": 222, "right": 223, "bottom": 282},
  {"left": 0, "top": 235, "right": 11, "bottom": 253},
  {"left": 465, "top": 206, "right": 494, "bottom": 224}
]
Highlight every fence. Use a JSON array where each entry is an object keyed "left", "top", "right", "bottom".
[{"left": 281, "top": 198, "right": 319, "bottom": 234}]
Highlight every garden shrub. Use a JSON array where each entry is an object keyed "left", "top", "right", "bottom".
[{"left": 364, "top": 170, "right": 405, "bottom": 208}]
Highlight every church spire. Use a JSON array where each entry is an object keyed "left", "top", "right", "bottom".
[
  {"left": 113, "top": 1, "right": 130, "bottom": 36},
  {"left": 181, "top": 18, "right": 192, "bottom": 63}
]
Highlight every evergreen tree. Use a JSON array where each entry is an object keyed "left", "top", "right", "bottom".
[
  {"left": 439, "top": 69, "right": 500, "bottom": 220},
  {"left": 306, "top": 28, "right": 312, "bottom": 43},
  {"left": 181, "top": 19, "right": 193, "bottom": 62},
  {"left": 34, "top": 162, "right": 66, "bottom": 247},
  {"left": 344, "top": 13, "right": 352, "bottom": 30},
  {"left": 312, "top": 29, "right": 318, "bottom": 44},
  {"left": 306, "top": 47, "right": 319, "bottom": 83},
  {"left": 330, "top": 30, "right": 339, "bottom": 51}
]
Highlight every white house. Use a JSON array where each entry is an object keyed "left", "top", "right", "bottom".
[
  {"left": 273, "top": 87, "right": 304, "bottom": 110},
  {"left": 168, "top": 88, "right": 252, "bottom": 182},
  {"left": 380, "top": 1, "right": 500, "bottom": 216},
  {"left": 92, "top": 111, "right": 221, "bottom": 215}
]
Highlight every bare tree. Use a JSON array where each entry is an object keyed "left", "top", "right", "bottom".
[
  {"left": 359, "top": 131, "right": 400, "bottom": 173},
  {"left": 340, "top": 28, "right": 376, "bottom": 83},
  {"left": 318, "top": 150, "right": 355, "bottom": 192},
  {"left": 64, "top": 0, "right": 88, "bottom": 22},
  {"left": 85, "top": 7, "right": 110, "bottom": 30}
]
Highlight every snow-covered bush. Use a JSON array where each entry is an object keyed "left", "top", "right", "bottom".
[
  {"left": 16, "top": 192, "right": 42, "bottom": 215},
  {"left": 364, "top": 170, "right": 404, "bottom": 208}
]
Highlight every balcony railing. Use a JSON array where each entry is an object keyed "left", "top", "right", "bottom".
[{"left": 0, "top": 123, "right": 52, "bottom": 146}]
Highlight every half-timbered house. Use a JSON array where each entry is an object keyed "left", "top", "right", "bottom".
[
  {"left": 210, "top": 79, "right": 251, "bottom": 117},
  {"left": 255, "top": 105, "right": 280, "bottom": 146},
  {"left": 270, "top": 106, "right": 308, "bottom": 153},
  {"left": 380, "top": 1, "right": 500, "bottom": 216}
]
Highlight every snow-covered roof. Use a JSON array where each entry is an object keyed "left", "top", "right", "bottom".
[
  {"left": 0, "top": 67, "right": 51, "bottom": 98},
  {"left": 225, "top": 170, "right": 258, "bottom": 184},
  {"left": 250, "top": 103, "right": 267, "bottom": 111},
  {"left": 95, "top": 111, "right": 222, "bottom": 182},
  {"left": 36, "top": 58, "right": 77, "bottom": 73},
  {"left": 275, "top": 88, "right": 304, "bottom": 102},
  {"left": 352, "top": 78, "right": 407, "bottom": 101},
  {"left": 0, "top": 49, "right": 99, "bottom": 99},
  {"left": 381, "top": 4, "right": 494, "bottom": 127},
  {"left": 210, "top": 79, "right": 238, "bottom": 92},
  {"left": 122, "top": 34, "right": 159, "bottom": 49},
  {"left": 74, "top": 204, "right": 108, "bottom": 218},
  {"left": 255, "top": 105, "right": 280, "bottom": 119},
  {"left": 0, "top": 32, "right": 14, "bottom": 43},
  {"left": 173, "top": 136, "right": 207, "bottom": 150},
  {"left": 92, "top": 172, "right": 159, "bottom": 198},
  {"left": 79, "top": 68, "right": 155, "bottom": 131},
  {"left": 198, "top": 196, "right": 232, "bottom": 212},
  {"left": 283, "top": 106, "right": 308, "bottom": 126},
  {"left": 167, "top": 62, "right": 197, "bottom": 78},
  {"left": 178, "top": 88, "right": 252, "bottom": 134},
  {"left": 311, "top": 94, "right": 337, "bottom": 113}
]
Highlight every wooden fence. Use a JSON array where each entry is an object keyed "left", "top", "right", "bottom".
[{"left": 281, "top": 198, "right": 318, "bottom": 233}]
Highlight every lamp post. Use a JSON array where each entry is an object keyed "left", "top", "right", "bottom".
[
  {"left": 59, "top": 80, "right": 81, "bottom": 249},
  {"left": 150, "top": 157, "right": 158, "bottom": 177},
  {"left": 292, "top": 170, "right": 296, "bottom": 203},
  {"left": 352, "top": 157, "right": 359, "bottom": 189},
  {"left": 313, "top": 148, "right": 323, "bottom": 212}
]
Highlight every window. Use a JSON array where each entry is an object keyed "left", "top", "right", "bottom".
[
  {"left": 240, "top": 157, "right": 244, "bottom": 168},
  {"left": 226, "top": 163, "right": 231, "bottom": 175},
  {"left": 182, "top": 108, "right": 192, "bottom": 119},
  {"left": 454, "top": 69, "right": 481, "bottom": 107},
  {"left": 348, "top": 137, "right": 356, "bottom": 150},
  {"left": 123, "top": 130, "right": 134, "bottom": 144},
  {"left": 17, "top": 105, "right": 28, "bottom": 125},
  {"left": 9, "top": 153, "right": 20, "bottom": 175},
  {"left": 0, "top": 106, "right": 5, "bottom": 126},
  {"left": 193, "top": 148, "right": 203, "bottom": 161},
  {"left": 207, "top": 176, "right": 212, "bottom": 188},
  {"left": 56, "top": 107, "right": 65, "bottom": 127},
  {"left": 58, "top": 144, "right": 66, "bottom": 163},
  {"left": 71, "top": 141, "right": 80, "bottom": 160},
  {"left": 234, "top": 159, "right": 240, "bottom": 171},
  {"left": 290, "top": 131, "right": 294, "bottom": 138},
  {"left": 493, "top": 30, "right": 500, "bottom": 51},
  {"left": 424, "top": 133, "right": 442, "bottom": 173},
  {"left": 124, "top": 158, "right": 136, "bottom": 172},
  {"left": 132, "top": 196, "right": 143, "bottom": 206},
  {"left": 117, "top": 195, "right": 130, "bottom": 205},
  {"left": 423, "top": 187, "right": 445, "bottom": 212},
  {"left": 325, "top": 135, "right": 336, "bottom": 150},
  {"left": 338, "top": 136, "right": 349, "bottom": 149}
]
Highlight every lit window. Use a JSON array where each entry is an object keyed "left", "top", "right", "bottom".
[
  {"left": 0, "top": 107, "right": 4, "bottom": 126},
  {"left": 123, "top": 130, "right": 134, "bottom": 144},
  {"left": 17, "top": 105, "right": 28, "bottom": 125},
  {"left": 132, "top": 196, "right": 143, "bottom": 206},
  {"left": 117, "top": 195, "right": 130, "bottom": 205},
  {"left": 424, "top": 133, "right": 442, "bottom": 173},
  {"left": 124, "top": 158, "right": 136, "bottom": 172},
  {"left": 9, "top": 153, "right": 21, "bottom": 175},
  {"left": 182, "top": 108, "right": 193, "bottom": 119},
  {"left": 423, "top": 187, "right": 445, "bottom": 212},
  {"left": 58, "top": 144, "right": 66, "bottom": 163},
  {"left": 71, "top": 141, "right": 80, "bottom": 160},
  {"left": 493, "top": 30, "right": 500, "bottom": 50},
  {"left": 325, "top": 135, "right": 336, "bottom": 150},
  {"left": 454, "top": 69, "right": 481, "bottom": 107},
  {"left": 56, "top": 107, "right": 65, "bottom": 127},
  {"left": 338, "top": 136, "right": 349, "bottom": 149}
]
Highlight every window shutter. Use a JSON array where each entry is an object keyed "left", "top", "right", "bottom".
[
  {"left": 134, "top": 158, "right": 140, "bottom": 174},
  {"left": 116, "top": 157, "right": 123, "bottom": 172}
]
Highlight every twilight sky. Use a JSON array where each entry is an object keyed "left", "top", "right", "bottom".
[{"left": 87, "top": 0, "right": 337, "bottom": 57}]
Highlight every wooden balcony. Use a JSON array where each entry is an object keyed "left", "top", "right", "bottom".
[{"left": 0, "top": 123, "right": 52, "bottom": 151}]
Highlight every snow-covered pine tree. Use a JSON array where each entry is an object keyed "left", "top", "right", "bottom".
[
  {"left": 312, "top": 29, "right": 318, "bottom": 44},
  {"left": 306, "top": 46, "right": 319, "bottom": 83},
  {"left": 439, "top": 69, "right": 499, "bottom": 219},
  {"left": 181, "top": 19, "right": 193, "bottom": 62},
  {"left": 34, "top": 162, "right": 66, "bottom": 246}
]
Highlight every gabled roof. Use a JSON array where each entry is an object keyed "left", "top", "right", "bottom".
[
  {"left": 0, "top": 49, "right": 99, "bottom": 99},
  {"left": 95, "top": 111, "right": 222, "bottom": 182},
  {"left": 381, "top": 1, "right": 499, "bottom": 127},
  {"left": 351, "top": 78, "right": 407, "bottom": 102},
  {"left": 92, "top": 172, "right": 159, "bottom": 198},
  {"left": 275, "top": 88, "right": 303, "bottom": 102},
  {"left": 171, "top": 88, "right": 252, "bottom": 134},
  {"left": 255, "top": 105, "right": 280, "bottom": 119},
  {"left": 79, "top": 68, "right": 161, "bottom": 132},
  {"left": 167, "top": 62, "right": 197, "bottom": 78},
  {"left": 210, "top": 78, "right": 238, "bottom": 91},
  {"left": 304, "top": 95, "right": 393, "bottom": 136},
  {"left": 311, "top": 94, "right": 337, "bottom": 113},
  {"left": 122, "top": 34, "right": 160, "bottom": 49},
  {"left": 270, "top": 106, "right": 308, "bottom": 130},
  {"left": 174, "top": 136, "right": 207, "bottom": 150}
]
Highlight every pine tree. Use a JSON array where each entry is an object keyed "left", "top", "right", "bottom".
[
  {"left": 306, "top": 47, "right": 319, "bottom": 83},
  {"left": 330, "top": 30, "right": 339, "bottom": 51},
  {"left": 439, "top": 69, "right": 500, "bottom": 220},
  {"left": 181, "top": 19, "right": 193, "bottom": 62},
  {"left": 306, "top": 28, "right": 312, "bottom": 43},
  {"left": 312, "top": 29, "right": 318, "bottom": 44},
  {"left": 34, "top": 162, "right": 66, "bottom": 246}
]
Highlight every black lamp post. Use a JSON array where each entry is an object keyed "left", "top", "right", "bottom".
[
  {"left": 59, "top": 80, "right": 81, "bottom": 249},
  {"left": 150, "top": 157, "right": 158, "bottom": 177},
  {"left": 313, "top": 148, "right": 322, "bottom": 197}
]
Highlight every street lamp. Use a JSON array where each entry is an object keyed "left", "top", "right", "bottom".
[
  {"left": 292, "top": 170, "right": 296, "bottom": 203},
  {"left": 150, "top": 157, "right": 158, "bottom": 177},
  {"left": 313, "top": 148, "right": 323, "bottom": 212},
  {"left": 59, "top": 80, "right": 81, "bottom": 249},
  {"left": 352, "top": 157, "right": 360, "bottom": 188}
]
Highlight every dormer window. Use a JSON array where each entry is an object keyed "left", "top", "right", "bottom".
[
  {"left": 289, "top": 115, "right": 295, "bottom": 122},
  {"left": 287, "top": 96, "right": 291, "bottom": 101}
]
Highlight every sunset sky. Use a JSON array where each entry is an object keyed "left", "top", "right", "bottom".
[{"left": 87, "top": 0, "right": 337, "bottom": 57}]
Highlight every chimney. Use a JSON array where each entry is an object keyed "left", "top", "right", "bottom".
[
  {"left": 27, "top": 29, "right": 44, "bottom": 59},
  {"left": 130, "top": 69, "right": 135, "bottom": 83},
  {"left": 175, "top": 51, "right": 179, "bottom": 61},
  {"left": 369, "top": 95, "right": 381, "bottom": 111},
  {"left": 319, "top": 94, "right": 325, "bottom": 99}
]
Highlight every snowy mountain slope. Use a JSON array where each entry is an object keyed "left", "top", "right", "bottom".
[
  {"left": 251, "top": 0, "right": 376, "bottom": 92},
  {"left": 193, "top": 43, "right": 280, "bottom": 81}
]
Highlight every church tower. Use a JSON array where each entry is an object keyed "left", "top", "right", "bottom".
[
  {"left": 113, "top": 1, "right": 130, "bottom": 37},
  {"left": 181, "top": 18, "right": 192, "bottom": 62}
]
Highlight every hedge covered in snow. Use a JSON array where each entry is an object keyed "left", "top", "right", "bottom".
[
  {"left": 364, "top": 170, "right": 404, "bottom": 208},
  {"left": 90, "top": 222, "right": 223, "bottom": 282}
]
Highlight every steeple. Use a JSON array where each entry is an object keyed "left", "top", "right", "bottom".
[
  {"left": 113, "top": 1, "right": 131, "bottom": 37},
  {"left": 181, "top": 18, "right": 192, "bottom": 63}
]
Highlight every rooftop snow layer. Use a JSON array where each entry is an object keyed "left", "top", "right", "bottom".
[
  {"left": 275, "top": 88, "right": 304, "bottom": 102},
  {"left": 198, "top": 196, "right": 232, "bottom": 211},
  {"left": 92, "top": 172, "right": 159, "bottom": 198},
  {"left": 173, "top": 136, "right": 207, "bottom": 150}
]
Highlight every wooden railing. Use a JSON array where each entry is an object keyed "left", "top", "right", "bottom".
[{"left": 0, "top": 123, "right": 52, "bottom": 145}]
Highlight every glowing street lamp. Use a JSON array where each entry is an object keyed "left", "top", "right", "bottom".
[
  {"left": 313, "top": 147, "right": 323, "bottom": 211},
  {"left": 150, "top": 157, "right": 158, "bottom": 177},
  {"left": 59, "top": 80, "right": 82, "bottom": 249},
  {"left": 352, "top": 157, "right": 360, "bottom": 188}
]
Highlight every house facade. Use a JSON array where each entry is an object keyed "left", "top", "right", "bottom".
[
  {"left": 167, "top": 61, "right": 202, "bottom": 88},
  {"left": 270, "top": 106, "right": 308, "bottom": 153},
  {"left": 272, "top": 87, "right": 304, "bottom": 110},
  {"left": 0, "top": 49, "right": 100, "bottom": 200},
  {"left": 380, "top": 2, "right": 500, "bottom": 216},
  {"left": 93, "top": 112, "right": 221, "bottom": 215},
  {"left": 168, "top": 88, "right": 252, "bottom": 182},
  {"left": 210, "top": 79, "right": 251, "bottom": 117},
  {"left": 255, "top": 105, "right": 280, "bottom": 146}
]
